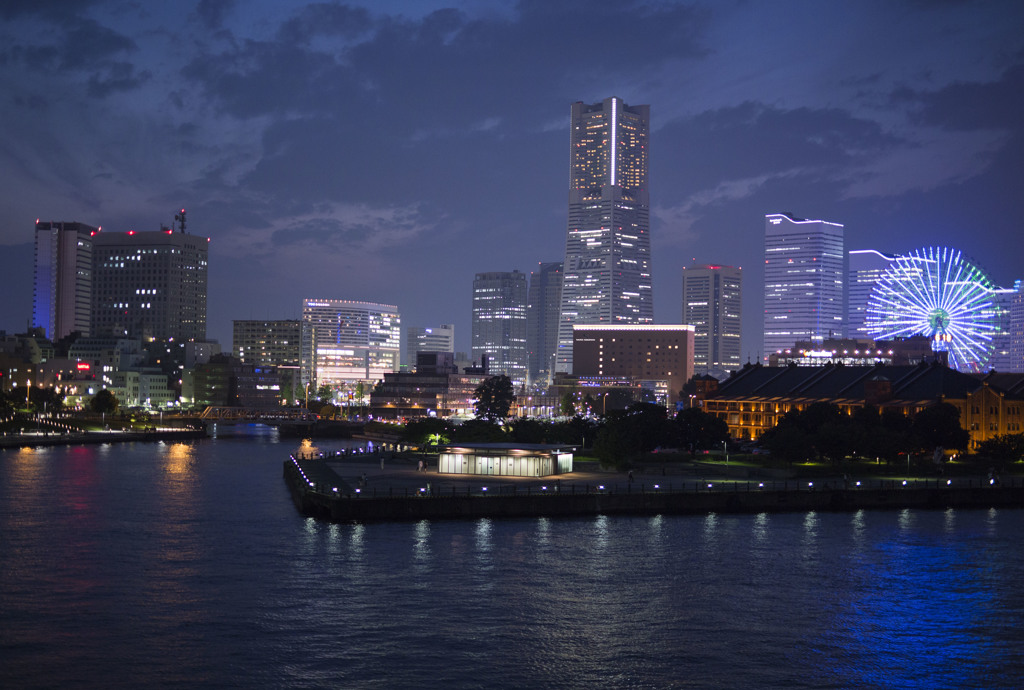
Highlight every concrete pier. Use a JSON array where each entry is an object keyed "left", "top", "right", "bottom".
[{"left": 284, "top": 456, "right": 1024, "bottom": 523}]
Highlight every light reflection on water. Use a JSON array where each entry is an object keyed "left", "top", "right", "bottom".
[{"left": 2, "top": 439, "right": 1023, "bottom": 689}]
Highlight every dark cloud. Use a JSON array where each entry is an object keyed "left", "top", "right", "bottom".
[
  {"left": 86, "top": 62, "right": 151, "bottom": 98},
  {"left": 893, "top": 62, "right": 1024, "bottom": 131},
  {"left": 656, "top": 102, "right": 901, "bottom": 200},
  {"left": 277, "top": 3, "right": 373, "bottom": 43},
  {"left": 195, "top": 0, "right": 236, "bottom": 31}
]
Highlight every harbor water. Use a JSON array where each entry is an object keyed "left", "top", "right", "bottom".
[{"left": 2, "top": 428, "right": 1022, "bottom": 688}]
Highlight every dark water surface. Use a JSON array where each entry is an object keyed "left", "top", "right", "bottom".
[{"left": 2, "top": 431, "right": 1022, "bottom": 689}]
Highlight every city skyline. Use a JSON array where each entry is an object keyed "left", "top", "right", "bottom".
[{"left": 1, "top": 2, "right": 1023, "bottom": 363}]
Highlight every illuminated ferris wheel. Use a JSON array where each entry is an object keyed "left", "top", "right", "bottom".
[{"left": 864, "top": 246, "right": 1002, "bottom": 372}]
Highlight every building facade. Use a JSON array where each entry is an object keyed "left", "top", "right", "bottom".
[
  {"left": 572, "top": 324, "right": 694, "bottom": 406},
  {"left": 301, "top": 299, "right": 400, "bottom": 387},
  {"left": 471, "top": 271, "right": 528, "bottom": 387},
  {"left": 91, "top": 229, "right": 208, "bottom": 341},
  {"left": 847, "top": 249, "right": 895, "bottom": 339},
  {"left": 764, "top": 213, "right": 845, "bottom": 360},
  {"left": 681, "top": 264, "right": 742, "bottom": 377},
  {"left": 232, "top": 319, "right": 312, "bottom": 403},
  {"left": 404, "top": 324, "right": 455, "bottom": 370},
  {"left": 527, "top": 261, "right": 563, "bottom": 387},
  {"left": 556, "top": 97, "right": 652, "bottom": 374},
  {"left": 33, "top": 221, "right": 98, "bottom": 340}
]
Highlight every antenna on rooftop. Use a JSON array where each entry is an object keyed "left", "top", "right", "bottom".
[{"left": 175, "top": 208, "right": 186, "bottom": 233}]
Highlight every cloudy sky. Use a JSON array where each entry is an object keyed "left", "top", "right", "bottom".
[{"left": 2, "top": 0, "right": 1023, "bottom": 361}]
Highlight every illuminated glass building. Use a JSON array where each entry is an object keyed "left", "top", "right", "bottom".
[
  {"left": 527, "top": 261, "right": 562, "bottom": 387},
  {"left": 847, "top": 249, "right": 895, "bottom": 338},
  {"left": 404, "top": 324, "right": 455, "bottom": 370},
  {"left": 33, "top": 221, "right": 98, "bottom": 340},
  {"left": 302, "top": 299, "right": 400, "bottom": 387},
  {"left": 681, "top": 264, "right": 742, "bottom": 377},
  {"left": 92, "top": 228, "right": 208, "bottom": 341},
  {"left": 763, "top": 213, "right": 844, "bottom": 359},
  {"left": 556, "top": 97, "right": 652, "bottom": 374},
  {"left": 472, "top": 271, "right": 528, "bottom": 387}
]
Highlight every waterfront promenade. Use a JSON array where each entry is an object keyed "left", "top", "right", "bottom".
[
  {"left": 0, "top": 427, "right": 206, "bottom": 449},
  {"left": 285, "top": 453, "right": 1024, "bottom": 523}
]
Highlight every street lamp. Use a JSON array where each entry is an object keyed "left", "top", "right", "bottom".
[{"left": 724, "top": 440, "right": 729, "bottom": 465}]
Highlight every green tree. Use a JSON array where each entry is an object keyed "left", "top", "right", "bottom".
[
  {"left": 976, "top": 433, "right": 1024, "bottom": 465},
  {"left": 911, "top": 402, "right": 970, "bottom": 453},
  {"left": 674, "top": 407, "right": 729, "bottom": 452},
  {"left": 402, "top": 417, "right": 455, "bottom": 446},
  {"left": 508, "top": 417, "right": 548, "bottom": 444},
  {"left": 474, "top": 375, "right": 515, "bottom": 422},
  {"left": 316, "top": 383, "right": 334, "bottom": 403},
  {"left": 451, "top": 418, "right": 507, "bottom": 443},
  {"left": 560, "top": 392, "right": 576, "bottom": 417},
  {"left": 89, "top": 389, "right": 119, "bottom": 415}
]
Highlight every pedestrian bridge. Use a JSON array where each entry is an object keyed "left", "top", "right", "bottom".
[{"left": 200, "top": 406, "right": 319, "bottom": 423}]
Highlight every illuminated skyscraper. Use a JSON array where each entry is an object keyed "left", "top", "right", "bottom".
[
  {"left": 33, "top": 221, "right": 98, "bottom": 340},
  {"left": 302, "top": 299, "right": 400, "bottom": 387},
  {"left": 681, "top": 264, "right": 742, "bottom": 376},
  {"left": 556, "top": 97, "right": 651, "bottom": 373},
  {"left": 848, "top": 249, "right": 895, "bottom": 338},
  {"left": 92, "top": 228, "right": 208, "bottom": 341},
  {"left": 472, "top": 271, "right": 527, "bottom": 387},
  {"left": 405, "top": 324, "right": 455, "bottom": 369},
  {"left": 763, "top": 213, "right": 845, "bottom": 359},
  {"left": 527, "top": 261, "right": 562, "bottom": 386}
]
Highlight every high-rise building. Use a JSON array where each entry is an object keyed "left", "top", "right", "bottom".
[
  {"left": 301, "top": 299, "right": 400, "bottom": 387},
  {"left": 763, "top": 213, "right": 845, "bottom": 359},
  {"left": 990, "top": 281, "right": 1024, "bottom": 373},
  {"left": 92, "top": 228, "right": 209, "bottom": 341},
  {"left": 527, "top": 261, "right": 562, "bottom": 387},
  {"left": 681, "top": 264, "right": 742, "bottom": 377},
  {"left": 232, "top": 319, "right": 313, "bottom": 403},
  {"left": 1010, "top": 286, "right": 1024, "bottom": 373},
  {"left": 471, "top": 271, "right": 528, "bottom": 387},
  {"left": 847, "top": 249, "right": 896, "bottom": 338},
  {"left": 404, "top": 324, "right": 455, "bottom": 370},
  {"left": 32, "top": 221, "right": 98, "bottom": 340},
  {"left": 556, "top": 97, "right": 652, "bottom": 373}
]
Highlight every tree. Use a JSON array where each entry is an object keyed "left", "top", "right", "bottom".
[
  {"left": 674, "top": 407, "right": 729, "bottom": 452},
  {"left": 402, "top": 417, "right": 455, "bottom": 446},
  {"left": 911, "top": 402, "right": 970, "bottom": 453},
  {"left": 976, "top": 433, "right": 1024, "bottom": 465},
  {"left": 474, "top": 375, "right": 514, "bottom": 422},
  {"left": 89, "top": 389, "right": 119, "bottom": 415},
  {"left": 316, "top": 383, "right": 334, "bottom": 403},
  {"left": 450, "top": 418, "right": 507, "bottom": 443},
  {"left": 560, "top": 392, "right": 576, "bottom": 417}
]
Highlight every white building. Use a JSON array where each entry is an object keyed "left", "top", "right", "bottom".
[
  {"left": 301, "top": 299, "right": 400, "bottom": 387},
  {"left": 763, "top": 213, "right": 845, "bottom": 360}
]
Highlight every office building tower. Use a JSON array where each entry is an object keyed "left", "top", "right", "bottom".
[
  {"left": 527, "top": 261, "right": 562, "bottom": 386},
  {"left": 763, "top": 213, "right": 845, "bottom": 359},
  {"left": 681, "top": 264, "right": 742, "bottom": 376},
  {"left": 405, "top": 324, "right": 455, "bottom": 370},
  {"left": 92, "top": 228, "right": 208, "bottom": 341},
  {"left": 848, "top": 249, "right": 896, "bottom": 338},
  {"left": 556, "top": 97, "right": 652, "bottom": 373},
  {"left": 301, "top": 299, "right": 400, "bottom": 387},
  {"left": 471, "top": 271, "right": 528, "bottom": 387},
  {"left": 33, "top": 221, "right": 98, "bottom": 340},
  {"left": 989, "top": 281, "right": 1024, "bottom": 373},
  {"left": 572, "top": 324, "right": 694, "bottom": 406},
  {"left": 233, "top": 319, "right": 313, "bottom": 402}
]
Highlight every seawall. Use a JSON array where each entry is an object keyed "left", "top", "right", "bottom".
[
  {"left": 0, "top": 428, "right": 207, "bottom": 449},
  {"left": 284, "top": 459, "right": 1024, "bottom": 523}
]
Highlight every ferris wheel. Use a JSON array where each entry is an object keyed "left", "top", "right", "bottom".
[{"left": 864, "top": 246, "right": 1002, "bottom": 372}]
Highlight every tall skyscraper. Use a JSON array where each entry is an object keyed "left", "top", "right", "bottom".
[
  {"left": 847, "top": 249, "right": 895, "bottom": 338},
  {"left": 92, "top": 228, "right": 208, "bottom": 341},
  {"left": 302, "top": 299, "right": 400, "bottom": 387},
  {"left": 763, "top": 213, "right": 845, "bottom": 359},
  {"left": 526, "top": 261, "right": 562, "bottom": 387},
  {"left": 405, "top": 324, "right": 455, "bottom": 369},
  {"left": 681, "top": 264, "right": 742, "bottom": 376},
  {"left": 472, "top": 271, "right": 528, "bottom": 387},
  {"left": 1009, "top": 284, "right": 1024, "bottom": 372},
  {"left": 556, "top": 97, "right": 652, "bottom": 373},
  {"left": 33, "top": 221, "right": 98, "bottom": 340},
  {"left": 989, "top": 281, "right": 1024, "bottom": 373}
]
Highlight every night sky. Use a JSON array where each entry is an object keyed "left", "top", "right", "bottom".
[{"left": 2, "top": 0, "right": 1023, "bottom": 362}]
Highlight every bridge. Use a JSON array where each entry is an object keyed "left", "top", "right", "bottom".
[{"left": 199, "top": 406, "right": 319, "bottom": 423}]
